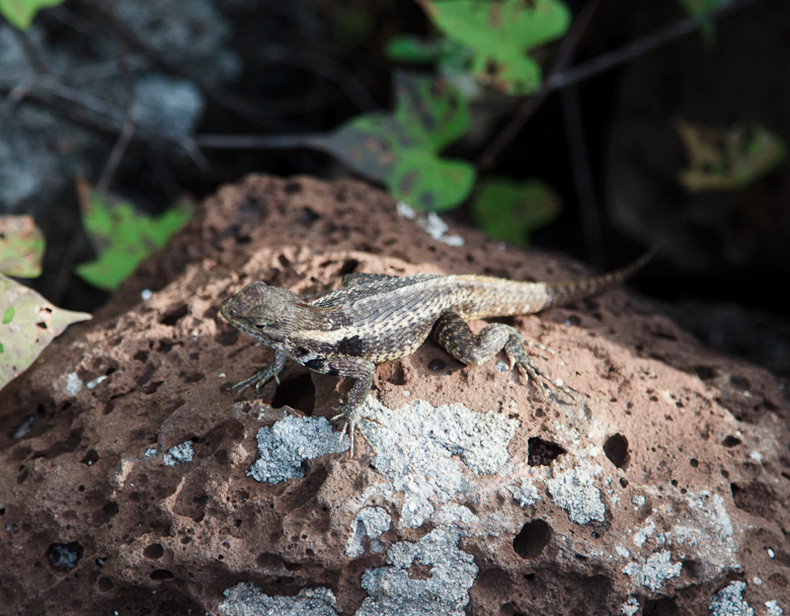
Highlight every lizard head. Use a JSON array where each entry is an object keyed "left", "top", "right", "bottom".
[{"left": 220, "top": 282, "right": 305, "bottom": 341}]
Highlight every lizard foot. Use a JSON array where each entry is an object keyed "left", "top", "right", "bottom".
[
  {"left": 504, "top": 339, "right": 579, "bottom": 405},
  {"left": 231, "top": 365, "right": 281, "bottom": 396},
  {"left": 331, "top": 403, "right": 382, "bottom": 457}
]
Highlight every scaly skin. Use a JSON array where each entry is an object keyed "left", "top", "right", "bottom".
[{"left": 220, "top": 249, "right": 655, "bottom": 453}]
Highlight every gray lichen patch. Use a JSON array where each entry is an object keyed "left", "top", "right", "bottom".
[
  {"left": 546, "top": 462, "right": 606, "bottom": 524},
  {"left": 509, "top": 476, "right": 541, "bottom": 507},
  {"left": 709, "top": 581, "right": 754, "bottom": 616},
  {"left": 358, "top": 398, "right": 518, "bottom": 528},
  {"left": 621, "top": 549, "right": 682, "bottom": 591},
  {"left": 163, "top": 441, "right": 194, "bottom": 466},
  {"left": 346, "top": 506, "right": 392, "bottom": 558},
  {"left": 248, "top": 415, "right": 348, "bottom": 484},
  {"left": 219, "top": 583, "right": 339, "bottom": 616},
  {"left": 356, "top": 526, "right": 478, "bottom": 616}
]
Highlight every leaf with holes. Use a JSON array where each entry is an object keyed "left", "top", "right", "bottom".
[
  {"left": 75, "top": 181, "right": 194, "bottom": 291},
  {"left": 418, "top": 0, "right": 570, "bottom": 95},
  {"left": 320, "top": 72, "right": 474, "bottom": 211},
  {"left": 676, "top": 120, "right": 787, "bottom": 192},
  {"left": 0, "top": 273, "right": 91, "bottom": 390},
  {"left": 0, "top": 215, "right": 45, "bottom": 277},
  {"left": 472, "top": 177, "right": 560, "bottom": 246},
  {"left": 0, "top": 0, "right": 65, "bottom": 29}
]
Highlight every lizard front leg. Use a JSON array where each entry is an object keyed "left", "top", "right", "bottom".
[
  {"left": 303, "top": 355, "right": 377, "bottom": 455},
  {"left": 232, "top": 350, "right": 288, "bottom": 393},
  {"left": 431, "top": 312, "right": 576, "bottom": 402}
]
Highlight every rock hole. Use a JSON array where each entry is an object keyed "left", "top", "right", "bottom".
[
  {"left": 97, "top": 577, "right": 114, "bottom": 591},
  {"left": 338, "top": 259, "right": 359, "bottom": 276},
  {"left": 619, "top": 478, "right": 629, "bottom": 488},
  {"left": 143, "top": 543, "right": 164, "bottom": 559},
  {"left": 722, "top": 435, "right": 741, "bottom": 447},
  {"left": 681, "top": 559, "right": 700, "bottom": 578},
  {"left": 642, "top": 597, "right": 679, "bottom": 615},
  {"left": 81, "top": 449, "right": 99, "bottom": 466},
  {"left": 730, "top": 482, "right": 773, "bottom": 518},
  {"left": 729, "top": 374, "right": 750, "bottom": 389},
  {"left": 182, "top": 371, "right": 205, "bottom": 384},
  {"left": 689, "top": 458, "right": 699, "bottom": 468},
  {"left": 428, "top": 358, "right": 446, "bottom": 372},
  {"left": 693, "top": 365, "right": 716, "bottom": 381},
  {"left": 159, "top": 304, "right": 189, "bottom": 326},
  {"left": 133, "top": 350, "right": 149, "bottom": 363},
  {"left": 271, "top": 373, "right": 315, "bottom": 414},
  {"left": 300, "top": 206, "right": 319, "bottom": 225},
  {"left": 257, "top": 553, "right": 284, "bottom": 569},
  {"left": 143, "top": 381, "right": 164, "bottom": 394},
  {"left": 284, "top": 180, "right": 302, "bottom": 194},
  {"left": 102, "top": 502, "right": 119, "bottom": 517},
  {"left": 47, "top": 542, "right": 83, "bottom": 571},
  {"left": 150, "top": 569, "right": 175, "bottom": 581},
  {"left": 527, "top": 438, "right": 566, "bottom": 466},
  {"left": 512, "top": 519, "right": 552, "bottom": 559},
  {"left": 603, "top": 433, "right": 629, "bottom": 468},
  {"left": 42, "top": 428, "right": 84, "bottom": 459},
  {"left": 156, "top": 339, "right": 177, "bottom": 354}
]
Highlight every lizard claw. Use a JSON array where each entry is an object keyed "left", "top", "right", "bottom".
[
  {"left": 505, "top": 339, "right": 579, "bottom": 405},
  {"left": 331, "top": 403, "right": 381, "bottom": 457}
]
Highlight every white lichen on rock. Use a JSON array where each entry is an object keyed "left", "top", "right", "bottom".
[
  {"left": 219, "top": 583, "right": 339, "bottom": 616},
  {"left": 709, "top": 581, "right": 754, "bottom": 616},
  {"left": 248, "top": 415, "right": 348, "bottom": 484},
  {"left": 346, "top": 506, "right": 392, "bottom": 558},
  {"left": 622, "top": 550, "right": 682, "bottom": 591},
  {"left": 163, "top": 441, "right": 194, "bottom": 466},
  {"left": 546, "top": 463, "right": 606, "bottom": 524},
  {"left": 358, "top": 398, "right": 518, "bottom": 528},
  {"left": 356, "top": 526, "right": 478, "bottom": 616}
]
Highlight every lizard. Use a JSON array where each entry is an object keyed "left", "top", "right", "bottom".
[{"left": 219, "top": 249, "right": 655, "bottom": 451}]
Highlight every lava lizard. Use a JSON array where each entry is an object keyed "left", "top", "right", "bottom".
[{"left": 220, "top": 250, "right": 654, "bottom": 449}]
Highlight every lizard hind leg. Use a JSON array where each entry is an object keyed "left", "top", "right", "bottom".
[{"left": 431, "top": 312, "right": 577, "bottom": 404}]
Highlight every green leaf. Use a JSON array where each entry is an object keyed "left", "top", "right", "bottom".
[
  {"left": 676, "top": 120, "right": 787, "bottom": 192},
  {"left": 0, "top": 0, "right": 65, "bottom": 30},
  {"left": 419, "top": 0, "right": 571, "bottom": 95},
  {"left": 0, "top": 215, "right": 45, "bottom": 277},
  {"left": 472, "top": 177, "right": 560, "bottom": 246},
  {"left": 391, "top": 151, "right": 476, "bottom": 212},
  {"left": 0, "top": 273, "right": 91, "bottom": 390},
  {"left": 320, "top": 72, "right": 475, "bottom": 211},
  {"left": 75, "top": 182, "right": 195, "bottom": 291}
]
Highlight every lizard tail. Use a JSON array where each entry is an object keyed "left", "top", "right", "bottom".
[{"left": 544, "top": 245, "right": 660, "bottom": 308}]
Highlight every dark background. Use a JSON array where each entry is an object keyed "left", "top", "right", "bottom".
[{"left": 1, "top": 0, "right": 788, "bottom": 376}]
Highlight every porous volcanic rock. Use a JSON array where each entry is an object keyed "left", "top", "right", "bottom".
[{"left": 1, "top": 175, "right": 788, "bottom": 615}]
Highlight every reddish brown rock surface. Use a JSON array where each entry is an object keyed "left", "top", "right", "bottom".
[{"left": 1, "top": 175, "right": 788, "bottom": 615}]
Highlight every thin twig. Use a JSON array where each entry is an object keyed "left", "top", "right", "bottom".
[
  {"left": 96, "top": 115, "right": 136, "bottom": 194},
  {"left": 476, "top": 0, "right": 761, "bottom": 170},
  {"left": 475, "top": 0, "right": 602, "bottom": 170},
  {"left": 550, "top": 0, "right": 760, "bottom": 90},
  {"left": 560, "top": 85, "right": 604, "bottom": 266},
  {"left": 195, "top": 133, "right": 326, "bottom": 149}
]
